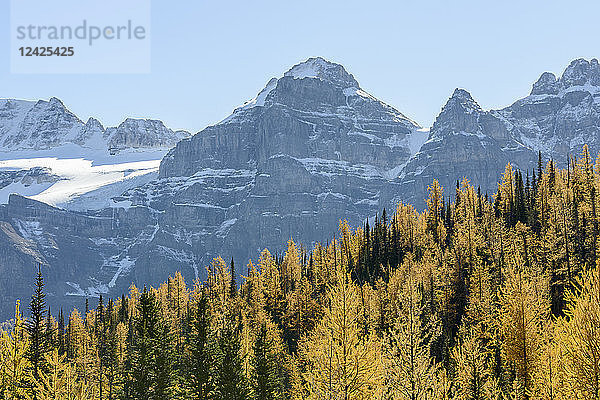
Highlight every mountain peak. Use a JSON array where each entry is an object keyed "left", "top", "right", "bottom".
[
  {"left": 531, "top": 72, "right": 558, "bottom": 95},
  {"left": 227, "top": 57, "right": 362, "bottom": 116},
  {"left": 451, "top": 88, "right": 474, "bottom": 99},
  {"left": 283, "top": 57, "right": 359, "bottom": 88},
  {"left": 48, "top": 97, "right": 68, "bottom": 108},
  {"left": 444, "top": 88, "right": 482, "bottom": 113},
  {"left": 430, "top": 88, "right": 484, "bottom": 137},
  {"left": 559, "top": 58, "right": 600, "bottom": 88},
  {"left": 85, "top": 117, "right": 105, "bottom": 131}
]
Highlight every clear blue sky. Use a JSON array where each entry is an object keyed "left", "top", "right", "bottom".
[{"left": 1, "top": 0, "right": 599, "bottom": 132}]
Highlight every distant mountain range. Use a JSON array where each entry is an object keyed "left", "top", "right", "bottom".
[
  {"left": 0, "top": 98, "right": 190, "bottom": 210},
  {"left": 1, "top": 57, "right": 599, "bottom": 320},
  {"left": 0, "top": 97, "right": 189, "bottom": 153}
]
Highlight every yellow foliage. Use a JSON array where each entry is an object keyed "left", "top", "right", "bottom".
[
  {"left": 299, "top": 276, "right": 384, "bottom": 400},
  {"left": 552, "top": 264, "right": 600, "bottom": 399},
  {"left": 0, "top": 301, "right": 32, "bottom": 399}
]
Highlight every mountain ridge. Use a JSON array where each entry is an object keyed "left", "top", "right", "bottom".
[
  {"left": 0, "top": 96, "right": 191, "bottom": 154},
  {"left": 1, "top": 56, "right": 600, "bottom": 321}
]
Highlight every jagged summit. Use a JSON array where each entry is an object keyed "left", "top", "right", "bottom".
[
  {"left": 85, "top": 117, "right": 104, "bottom": 130},
  {"left": 560, "top": 58, "right": 600, "bottom": 87},
  {"left": 445, "top": 88, "right": 481, "bottom": 111},
  {"left": 283, "top": 57, "right": 359, "bottom": 88},
  {"left": 530, "top": 58, "right": 600, "bottom": 95},
  {"left": 226, "top": 57, "right": 417, "bottom": 133},
  {"left": 232, "top": 57, "right": 361, "bottom": 115},
  {"left": 48, "top": 96, "right": 65, "bottom": 106},
  {"left": 430, "top": 88, "right": 484, "bottom": 137},
  {"left": 0, "top": 97, "right": 190, "bottom": 152},
  {"left": 531, "top": 72, "right": 558, "bottom": 95}
]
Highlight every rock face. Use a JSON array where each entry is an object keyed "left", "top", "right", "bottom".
[
  {"left": 126, "top": 56, "right": 426, "bottom": 293},
  {"left": 0, "top": 98, "right": 190, "bottom": 152},
  {"left": 106, "top": 119, "right": 191, "bottom": 152},
  {"left": 396, "top": 89, "right": 530, "bottom": 206},
  {"left": 398, "top": 58, "right": 600, "bottom": 206},
  {"left": 495, "top": 58, "right": 600, "bottom": 163},
  {"left": 160, "top": 57, "right": 422, "bottom": 177},
  {"left": 0, "top": 167, "right": 61, "bottom": 191},
  {"left": 2, "top": 57, "right": 600, "bottom": 320},
  {"left": 0, "top": 98, "right": 83, "bottom": 150}
]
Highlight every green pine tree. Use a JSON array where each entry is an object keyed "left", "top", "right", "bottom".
[
  {"left": 186, "top": 292, "right": 214, "bottom": 399},
  {"left": 26, "top": 263, "right": 50, "bottom": 381},
  {"left": 215, "top": 322, "right": 248, "bottom": 400},
  {"left": 125, "top": 287, "right": 173, "bottom": 400},
  {"left": 251, "top": 323, "right": 285, "bottom": 400},
  {"left": 230, "top": 258, "right": 237, "bottom": 298}
]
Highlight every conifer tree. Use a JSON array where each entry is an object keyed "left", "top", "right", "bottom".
[
  {"left": 96, "top": 295, "right": 106, "bottom": 400},
  {"left": 57, "top": 309, "right": 65, "bottom": 356},
  {"left": 31, "top": 348, "right": 80, "bottom": 400},
  {"left": 104, "top": 299, "right": 121, "bottom": 400},
  {"left": 552, "top": 263, "right": 600, "bottom": 399},
  {"left": 26, "top": 264, "right": 50, "bottom": 381},
  {"left": 154, "top": 322, "right": 174, "bottom": 400},
  {"left": 230, "top": 258, "right": 237, "bottom": 298},
  {"left": 126, "top": 288, "right": 173, "bottom": 400},
  {"left": 186, "top": 291, "right": 213, "bottom": 400},
  {"left": 383, "top": 267, "right": 440, "bottom": 400},
  {"left": 299, "top": 274, "right": 383, "bottom": 399},
  {"left": 0, "top": 301, "right": 32, "bottom": 399},
  {"left": 215, "top": 321, "right": 248, "bottom": 400},
  {"left": 451, "top": 334, "right": 499, "bottom": 400},
  {"left": 500, "top": 261, "right": 550, "bottom": 399},
  {"left": 251, "top": 323, "right": 285, "bottom": 400}
]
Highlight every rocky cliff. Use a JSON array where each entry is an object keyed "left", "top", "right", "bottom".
[
  {"left": 397, "top": 58, "right": 600, "bottom": 206},
  {"left": 2, "top": 57, "right": 600, "bottom": 320}
]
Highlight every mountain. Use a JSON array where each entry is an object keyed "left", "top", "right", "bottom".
[
  {"left": 1, "top": 57, "right": 600, "bottom": 320},
  {"left": 0, "top": 97, "right": 189, "bottom": 152},
  {"left": 398, "top": 58, "right": 600, "bottom": 206},
  {"left": 0, "top": 57, "right": 428, "bottom": 318},
  {"left": 129, "top": 56, "right": 427, "bottom": 285},
  {"left": 0, "top": 98, "right": 191, "bottom": 210},
  {"left": 396, "top": 88, "right": 530, "bottom": 205},
  {"left": 495, "top": 58, "right": 600, "bottom": 162}
]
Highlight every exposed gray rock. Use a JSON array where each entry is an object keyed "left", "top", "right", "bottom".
[
  {"left": 398, "top": 58, "right": 600, "bottom": 207},
  {"left": 3, "top": 57, "right": 600, "bottom": 321},
  {"left": 0, "top": 97, "right": 191, "bottom": 152},
  {"left": 0, "top": 167, "right": 61, "bottom": 191},
  {"left": 106, "top": 118, "right": 190, "bottom": 152},
  {"left": 129, "top": 57, "right": 425, "bottom": 295},
  {"left": 396, "top": 88, "right": 532, "bottom": 206},
  {"left": 495, "top": 58, "right": 600, "bottom": 164}
]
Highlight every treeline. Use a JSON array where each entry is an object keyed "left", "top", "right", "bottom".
[{"left": 2, "top": 146, "right": 600, "bottom": 399}]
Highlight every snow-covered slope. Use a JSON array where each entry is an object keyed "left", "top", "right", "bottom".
[
  {"left": 0, "top": 156, "right": 160, "bottom": 210},
  {"left": 0, "top": 97, "right": 191, "bottom": 211}
]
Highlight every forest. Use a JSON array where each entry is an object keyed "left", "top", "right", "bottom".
[{"left": 1, "top": 146, "right": 599, "bottom": 400}]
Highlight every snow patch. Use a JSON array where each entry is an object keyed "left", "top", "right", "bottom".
[
  {"left": 108, "top": 256, "right": 136, "bottom": 288},
  {"left": 0, "top": 156, "right": 161, "bottom": 210},
  {"left": 216, "top": 218, "right": 238, "bottom": 237},
  {"left": 235, "top": 77, "right": 278, "bottom": 112},
  {"left": 284, "top": 57, "right": 334, "bottom": 80}
]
